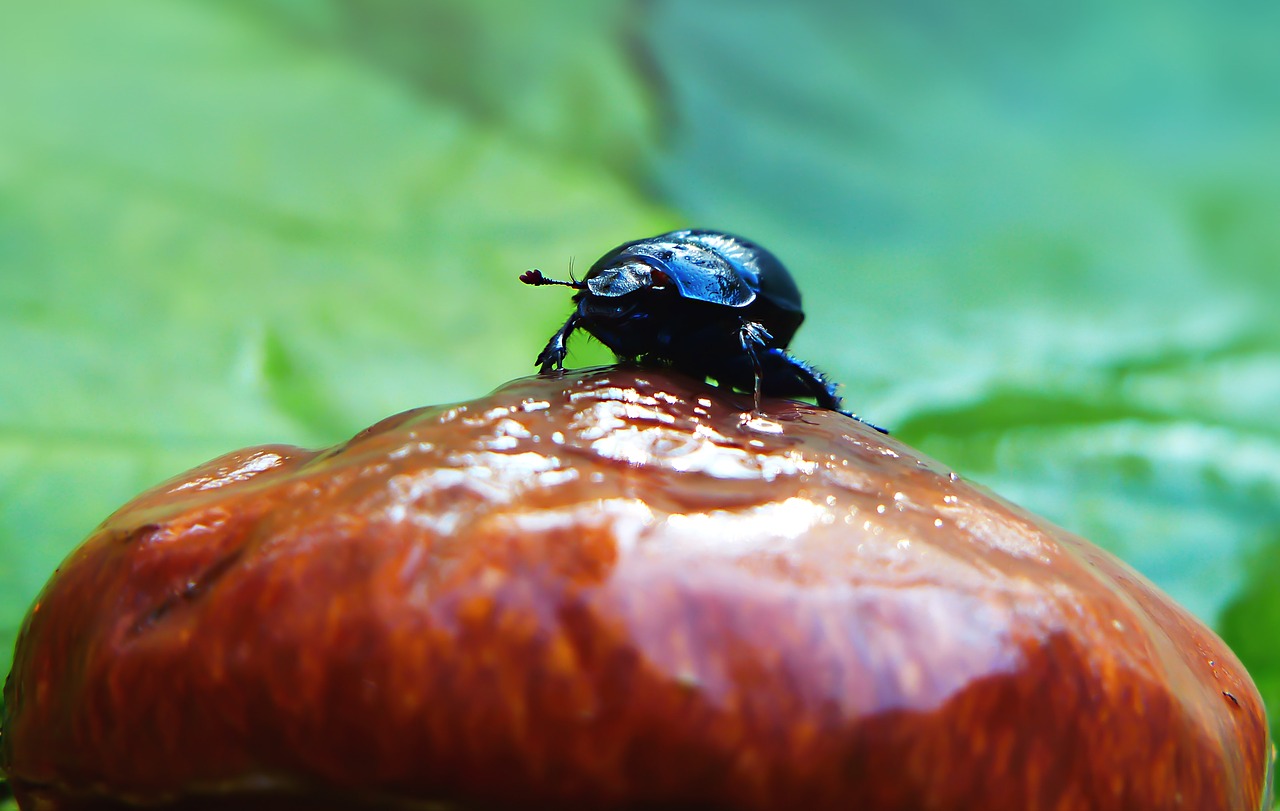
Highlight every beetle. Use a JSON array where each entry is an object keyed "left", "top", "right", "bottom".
[{"left": 520, "top": 229, "right": 886, "bottom": 432}]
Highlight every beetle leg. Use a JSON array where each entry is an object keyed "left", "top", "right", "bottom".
[
  {"left": 746, "top": 347, "right": 764, "bottom": 414},
  {"left": 739, "top": 321, "right": 773, "bottom": 348},
  {"left": 771, "top": 351, "right": 889, "bottom": 434},
  {"left": 535, "top": 313, "right": 581, "bottom": 374},
  {"left": 850, "top": 413, "right": 890, "bottom": 435},
  {"left": 738, "top": 321, "right": 773, "bottom": 413}
]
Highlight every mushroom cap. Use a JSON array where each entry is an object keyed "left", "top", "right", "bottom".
[{"left": 1, "top": 368, "right": 1271, "bottom": 810}]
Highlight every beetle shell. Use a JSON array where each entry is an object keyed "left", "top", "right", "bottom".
[
  {"left": 523, "top": 229, "right": 882, "bottom": 428},
  {"left": 588, "top": 231, "right": 796, "bottom": 309}
]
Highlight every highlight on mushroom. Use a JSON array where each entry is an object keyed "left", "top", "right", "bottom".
[{"left": 0, "top": 367, "right": 1269, "bottom": 811}]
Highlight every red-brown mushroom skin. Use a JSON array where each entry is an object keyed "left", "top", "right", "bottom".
[{"left": 0, "top": 367, "right": 1271, "bottom": 810}]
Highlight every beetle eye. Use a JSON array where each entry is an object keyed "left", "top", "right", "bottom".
[{"left": 650, "top": 269, "right": 671, "bottom": 289}]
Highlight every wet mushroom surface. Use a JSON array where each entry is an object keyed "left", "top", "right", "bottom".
[{"left": 0, "top": 367, "right": 1270, "bottom": 810}]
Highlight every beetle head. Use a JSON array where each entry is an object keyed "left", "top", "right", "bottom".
[{"left": 586, "top": 260, "right": 671, "bottom": 298}]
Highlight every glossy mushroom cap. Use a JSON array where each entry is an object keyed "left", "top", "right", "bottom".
[{"left": 1, "top": 368, "right": 1271, "bottom": 810}]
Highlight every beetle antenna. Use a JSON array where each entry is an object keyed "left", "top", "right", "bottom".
[
  {"left": 519, "top": 268, "right": 583, "bottom": 288},
  {"left": 567, "top": 256, "right": 577, "bottom": 284}
]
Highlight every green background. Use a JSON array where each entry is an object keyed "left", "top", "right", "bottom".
[{"left": 2, "top": 0, "right": 1278, "bottom": 804}]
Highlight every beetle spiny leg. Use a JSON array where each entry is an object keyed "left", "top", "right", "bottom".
[{"left": 776, "top": 350, "right": 889, "bottom": 434}]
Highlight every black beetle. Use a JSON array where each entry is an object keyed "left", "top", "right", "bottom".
[{"left": 521, "top": 229, "right": 885, "bottom": 432}]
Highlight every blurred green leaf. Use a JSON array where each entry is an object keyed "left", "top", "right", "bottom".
[
  {"left": 3, "top": 0, "right": 1279, "bottom": 785},
  {"left": 639, "top": 0, "right": 1280, "bottom": 756},
  {"left": 220, "top": 0, "right": 660, "bottom": 182},
  {"left": 0, "top": 0, "right": 668, "bottom": 680},
  {"left": 639, "top": 0, "right": 1280, "bottom": 627},
  {"left": 1220, "top": 532, "right": 1280, "bottom": 757}
]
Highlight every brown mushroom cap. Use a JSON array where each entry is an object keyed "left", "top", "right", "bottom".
[{"left": 1, "top": 367, "right": 1271, "bottom": 810}]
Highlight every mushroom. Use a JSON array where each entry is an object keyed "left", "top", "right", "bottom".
[{"left": 1, "top": 368, "right": 1270, "bottom": 810}]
